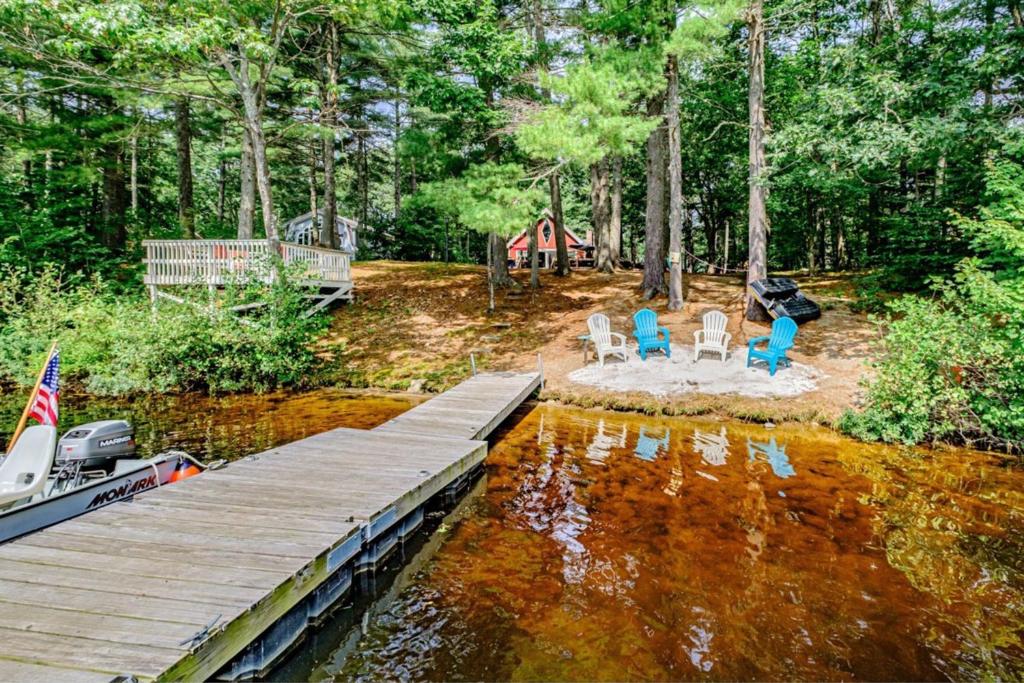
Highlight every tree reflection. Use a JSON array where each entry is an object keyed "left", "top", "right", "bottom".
[{"left": 837, "top": 447, "right": 1024, "bottom": 680}]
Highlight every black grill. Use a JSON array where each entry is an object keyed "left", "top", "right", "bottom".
[
  {"left": 751, "top": 277, "right": 799, "bottom": 298},
  {"left": 749, "top": 278, "right": 821, "bottom": 324},
  {"left": 775, "top": 295, "right": 821, "bottom": 322}
]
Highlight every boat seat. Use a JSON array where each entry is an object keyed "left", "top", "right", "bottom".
[{"left": 0, "top": 425, "right": 57, "bottom": 506}]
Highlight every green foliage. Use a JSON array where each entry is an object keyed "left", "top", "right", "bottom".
[
  {"left": 3, "top": 0, "right": 1023, "bottom": 290},
  {"left": 516, "top": 53, "right": 659, "bottom": 165},
  {"left": 0, "top": 267, "right": 331, "bottom": 395},
  {"left": 840, "top": 155, "right": 1024, "bottom": 451},
  {"left": 665, "top": 0, "right": 743, "bottom": 60},
  {"left": 417, "top": 163, "right": 546, "bottom": 239}
]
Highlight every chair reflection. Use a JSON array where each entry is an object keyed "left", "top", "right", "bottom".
[
  {"left": 693, "top": 427, "right": 729, "bottom": 467},
  {"left": 747, "top": 436, "right": 796, "bottom": 479},
  {"left": 586, "top": 419, "right": 627, "bottom": 464},
  {"left": 634, "top": 426, "right": 670, "bottom": 462}
]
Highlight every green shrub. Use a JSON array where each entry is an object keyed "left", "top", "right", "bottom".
[
  {"left": 841, "top": 155, "right": 1024, "bottom": 452},
  {"left": 0, "top": 264, "right": 333, "bottom": 395}
]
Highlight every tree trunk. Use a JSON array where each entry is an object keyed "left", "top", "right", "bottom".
[
  {"left": 666, "top": 55, "right": 684, "bottom": 311},
  {"left": 610, "top": 156, "right": 622, "bottom": 267},
  {"left": 239, "top": 104, "right": 276, "bottom": 244},
  {"left": 322, "top": 129, "right": 337, "bottom": 247},
  {"left": 683, "top": 200, "right": 694, "bottom": 273},
  {"left": 642, "top": 94, "right": 667, "bottom": 298},
  {"left": 308, "top": 144, "right": 318, "bottom": 243},
  {"left": 356, "top": 95, "right": 369, "bottom": 231},
  {"left": 723, "top": 218, "right": 730, "bottom": 272},
  {"left": 529, "top": 219, "right": 540, "bottom": 289},
  {"left": 592, "top": 158, "right": 613, "bottom": 273},
  {"left": 216, "top": 142, "right": 227, "bottom": 225},
  {"left": 101, "top": 144, "right": 128, "bottom": 252},
  {"left": 984, "top": 0, "right": 995, "bottom": 107},
  {"left": 866, "top": 187, "right": 880, "bottom": 260},
  {"left": 550, "top": 172, "right": 570, "bottom": 275},
  {"left": 15, "top": 80, "right": 33, "bottom": 209},
  {"left": 235, "top": 69, "right": 277, "bottom": 245},
  {"left": 486, "top": 233, "right": 495, "bottom": 313},
  {"left": 745, "top": 0, "right": 770, "bottom": 321},
  {"left": 532, "top": 1, "right": 569, "bottom": 277},
  {"left": 322, "top": 21, "right": 339, "bottom": 248},
  {"left": 807, "top": 191, "right": 817, "bottom": 274},
  {"left": 702, "top": 210, "right": 717, "bottom": 273},
  {"left": 176, "top": 97, "right": 195, "bottom": 238},
  {"left": 393, "top": 92, "right": 402, "bottom": 226},
  {"left": 490, "top": 232, "right": 514, "bottom": 287},
  {"left": 130, "top": 132, "right": 138, "bottom": 214},
  {"left": 816, "top": 210, "right": 827, "bottom": 270},
  {"left": 238, "top": 128, "right": 256, "bottom": 239}
]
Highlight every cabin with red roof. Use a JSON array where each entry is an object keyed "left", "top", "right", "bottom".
[{"left": 507, "top": 212, "right": 592, "bottom": 269}]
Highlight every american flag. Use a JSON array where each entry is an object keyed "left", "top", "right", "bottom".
[{"left": 28, "top": 350, "right": 59, "bottom": 427}]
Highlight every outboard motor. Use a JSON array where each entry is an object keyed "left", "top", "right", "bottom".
[{"left": 56, "top": 420, "right": 136, "bottom": 473}]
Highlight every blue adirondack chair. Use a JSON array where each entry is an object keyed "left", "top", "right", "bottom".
[
  {"left": 746, "top": 316, "right": 797, "bottom": 376},
  {"left": 632, "top": 308, "right": 671, "bottom": 360}
]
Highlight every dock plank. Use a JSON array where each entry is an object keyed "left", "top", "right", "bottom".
[
  {"left": 0, "top": 659, "right": 113, "bottom": 683},
  {"left": 0, "top": 602, "right": 200, "bottom": 650},
  {"left": 21, "top": 529, "right": 310, "bottom": 574},
  {"left": 0, "top": 558, "right": 262, "bottom": 607},
  {"left": 0, "top": 581, "right": 233, "bottom": 626},
  {"left": 0, "top": 626, "right": 178, "bottom": 680},
  {"left": 0, "top": 371, "right": 539, "bottom": 681},
  {"left": 0, "top": 544, "right": 283, "bottom": 590},
  {"left": 375, "top": 371, "right": 540, "bottom": 441}
]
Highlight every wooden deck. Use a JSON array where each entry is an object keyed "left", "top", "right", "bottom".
[
  {"left": 0, "top": 371, "right": 540, "bottom": 682},
  {"left": 143, "top": 239, "right": 354, "bottom": 316}
]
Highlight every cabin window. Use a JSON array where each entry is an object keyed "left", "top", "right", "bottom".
[{"left": 542, "top": 220, "right": 552, "bottom": 243}]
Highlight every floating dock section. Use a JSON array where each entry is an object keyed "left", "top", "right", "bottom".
[{"left": 0, "top": 371, "right": 540, "bottom": 681}]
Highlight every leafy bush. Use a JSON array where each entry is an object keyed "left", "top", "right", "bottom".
[
  {"left": 0, "top": 264, "right": 332, "bottom": 395},
  {"left": 840, "top": 155, "right": 1024, "bottom": 452}
]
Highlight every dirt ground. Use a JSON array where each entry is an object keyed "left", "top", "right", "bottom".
[{"left": 325, "top": 261, "right": 878, "bottom": 425}]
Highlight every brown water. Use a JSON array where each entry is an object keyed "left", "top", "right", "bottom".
[
  {"left": 0, "top": 388, "right": 415, "bottom": 461},
  {"left": 317, "top": 405, "right": 1024, "bottom": 682},
  {"left": 3, "top": 390, "right": 1021, "bottom": 680}
]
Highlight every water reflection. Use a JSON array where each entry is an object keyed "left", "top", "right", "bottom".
[
  {"left": 0, "top": 388, "right": 414, "bottom": 461},
  {"left": 634, "top": 426, "right": 670, "bottom": 462},
  {"left": 322, "top": 405, "right": 1024, "bottom": 682},
  {"left": 693, "top": 427, "right": 729, "bottom": 467},
  {"left": 584, "top": 418, "right": 626, "bottom": 464},
  {"left": 18, "top": 389, "right": 1020, "bottom": 680},
  {"left": 747, "top": 436, "right": 797, "bottom": 479}
]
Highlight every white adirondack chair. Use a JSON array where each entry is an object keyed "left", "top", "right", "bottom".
[
  {"left": 693, "top": 310, "right": 731, "bottom": 362},
  {"left": 587, "top": 313, "right": 629, "bottom": 367}
]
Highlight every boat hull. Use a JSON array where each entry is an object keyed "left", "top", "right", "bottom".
[{"left": 0, "top": 454, "right": 193, "bottom": 544}]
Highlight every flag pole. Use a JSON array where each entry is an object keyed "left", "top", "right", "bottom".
[{"left": 6, "top": 340, "right": 58, "bottom": 453}]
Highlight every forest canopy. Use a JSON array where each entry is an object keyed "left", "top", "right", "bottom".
[
  {"left": 1, "top": 0, "right": 1022, "bottom": 447},
  {"left": 2, "top": 0, "right": 1019, "bottom": 282}
]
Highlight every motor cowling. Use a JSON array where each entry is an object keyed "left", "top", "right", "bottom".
[{"left": 56, "top": 420, "right": 136, "bottom": 472}]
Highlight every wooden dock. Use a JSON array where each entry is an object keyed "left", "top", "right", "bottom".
[{"left": 0, "top": 371, "right": 540, "bottom": 682}]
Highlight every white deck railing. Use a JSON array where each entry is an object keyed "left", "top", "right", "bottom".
[{"left": 143, "top": 239, "right": 352, "bottom": 287}]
